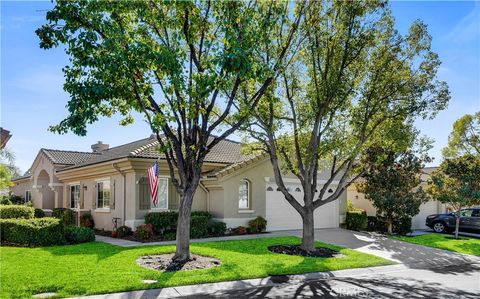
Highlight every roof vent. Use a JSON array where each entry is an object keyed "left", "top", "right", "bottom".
[{"left": 91, "top": 141, "right": 109, "bottom": 153}]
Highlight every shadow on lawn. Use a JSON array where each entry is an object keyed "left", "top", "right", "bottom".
[{"left": 186, "top": 276, "right": 480, "bottom": 299}]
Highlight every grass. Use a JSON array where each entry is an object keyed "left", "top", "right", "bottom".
[
  {"left": 393, "top": 233, "right": 480, "bottom": 256},
  {"left": 0, "top": 236, "right": 392, "bottom": 298}
]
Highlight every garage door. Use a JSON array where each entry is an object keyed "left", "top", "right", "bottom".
[{"left": 265, "top": 182, "right": 339, "bottom": 231}]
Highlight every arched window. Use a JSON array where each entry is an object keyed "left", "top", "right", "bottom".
[{"left": 238, "top": 179, "right": 250, "bottom": 209}]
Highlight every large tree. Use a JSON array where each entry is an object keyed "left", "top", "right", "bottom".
[
  {"left": 0, "top": 148, "right": 21, "bottom": 192},
  {"left": 442, "top": 112, "right": 480, "bottom": 159},
  {"left": 428, "top": 154, "right": 480, "bottom": 238},
  {"left": 37, "top": 0, "right": 305, "bottom": 262},
  {"left": 357, "top": 146, "right": 431, "bottom": 234},
  {"left": 244, "top": 0, "right": 449, "bottom": 250}
]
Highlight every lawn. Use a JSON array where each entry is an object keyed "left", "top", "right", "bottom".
[
  {"left": 0, "top": 236, "right": 392, "bottom": 298},
  {"left": 393, "top": 233, "right": 480, "bottom": 256}
]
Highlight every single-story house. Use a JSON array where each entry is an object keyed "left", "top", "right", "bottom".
[
  {"left": 347, "top": 167, "right": 448, "bottom": 230},
  {"left": 12, "top": 135, "right": 347, "bottom": 231}
]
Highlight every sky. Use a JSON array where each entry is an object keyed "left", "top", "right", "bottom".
[{"left": 1, "top": 1, "right": 479, "bottom": 174}]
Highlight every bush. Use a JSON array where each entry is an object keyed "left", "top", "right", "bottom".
[
  {"left": 135, "top": 223, "right": 154, "bottom": 240},
  {"left": 346, "top": 210, "right": 368, "bottom": 231},
  {"left": 232, "top": 226, "right": 248, "bottom": 235},
  {"left": 0, "top": 205, "right": 34, "bottom": 219},
  {"left": 163, "top": 232, "right": 176, "bottom": 241},
  {"left": 64, "top": 226, "right": 95, "bottom": 244},
  {"left": 34, "top": 208, "right": 45, "bottom": 218},
  {"left": 208, "top": 221, "right": 226, "bottom": 237},
  {"left": 80, "top": 213, "right": 94, "bottom": 229},
  {"left": 191, "top": 215, "right": 209, "bottom": 238},
  {"left": 0, "top": 217, "right": 66, "bottom": 246},
  {"left": 116, "top": 225, "right": 132, "bottom": 238},
  {"left": 144, "top": 211, "right": 178, "bottom": 234},
  {"left": 393, "top": 217, "right": 412, "bottom": 235},
  {"left": 366, "top": 216, "right": 379, "bottom": 231},
  {"left": 53, "top": 208, "right": 76, "bottom": 226},
  {"left": 191, "top": 211, "right": 213, "bottom": 219},
  {"left": 248, "top": 216, "right": 267, "bottom": 233},
  {"left": 0, "top": 196, "right": 12, "bottom": 205}
]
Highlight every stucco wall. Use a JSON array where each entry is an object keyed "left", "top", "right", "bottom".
[{"left": 12, "top": 179, "right": 31, "bottom": 203}]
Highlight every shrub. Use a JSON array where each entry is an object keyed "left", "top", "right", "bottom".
[
  {"left": 366, "top": 216, "right": 379, "bottom": 231},
  {"left": 163, "top": 232, "right": 176, "bottom": 241},
  {"left": 0, "top": 205, "right": 34, "bottom": 219},
  {"left": 232, "top": 226, "right": 248, "bottom": 235},
  {"left": 80, "top": 213, "right": 95, "bottom": 229},
  {"left": 248, "top": 216, "right": 267, "bottom": 233},
  {"left": 190, "top": 215, "right": 209, "bottom": 238},
  {"left": 0, "top": 196, "right": 12, "bottom": 205},
  {"left": 34, "top": 208, "right": 45, "bottom": 218},
  {"left": 64, "top": 226, "right": 95, "bottom": 244},
  {"left": 191, "top": 211, "right": 213, "bottom": 219},
  {"left": 0, "top": 217, "right": 66, "bottom": 246},
  {"left": 116, "top": 225, "right": 132, "bottom": 238},
  {"left": 346, "top": 210, "right": 368, "bottom": 231},
  {"left": 135, "top": 223, "right": 154, "bottom": 240},
  {"left": 208, "top": 221, "right": 226, "bottom": 237},
  {"left": 53, "top": 208, "right": 76, "bottom": 226},
  {"left": 393, "top": 217, "right": 412, "bottom": 235},
  {"left": 144, "top": 211, "right": 178, "bottom": 234}
]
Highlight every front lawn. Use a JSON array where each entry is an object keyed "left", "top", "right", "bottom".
[
  {"left": 0, "top": 236, "right": 392, "bottom": 298},
  {"left": 393, "top": 233, "right": 480, "bottom": 256}
]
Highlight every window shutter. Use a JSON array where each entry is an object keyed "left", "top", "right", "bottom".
[
  {"left": 110, "top": 180, "right": 115, "bottom": 210},
  {"left": 92, "top": 183, "right": 97, "bottom": 209},
  {"left": 80, "top": 184, "right": 85, "bottom": 209}
]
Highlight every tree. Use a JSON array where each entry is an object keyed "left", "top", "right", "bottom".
[
  {"left": 37, "top": 1, "right": 305, "bottom": 262},
  {"left": 244, "top": 1, "right": 449, "bottom": 250},
  {"left": 357, "top": 147, "right": 430, "bottom": 234},
  {"left": 442, "top": 112, "right": 480, "bottom": 158},
  {"left": 428, "top": 154, "right": 480, "bottom": 238},
  {"left": 0, "top": 148, "right": 21, "bottom": 192}
]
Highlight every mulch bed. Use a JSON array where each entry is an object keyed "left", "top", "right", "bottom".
[
  {"left": 268, "top": 245, "right": 345, "bottom": 258},
  {"left": 136, "top": 253, "right": 221, "bottom": 272}
]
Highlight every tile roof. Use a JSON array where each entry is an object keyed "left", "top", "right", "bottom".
[
  {"left": 57, "top": 136, "right": 251, "bottom": 172},
  {"left": 41, "top": 149, "right": 101, "bottom": 165}
]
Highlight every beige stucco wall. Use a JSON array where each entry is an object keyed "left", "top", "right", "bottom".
[{"left": 12, "top": 179, "right": 31, "bottom": 203}]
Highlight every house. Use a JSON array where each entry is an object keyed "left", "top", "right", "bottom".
[
  {"left": 347, "top": 167, "right": 448, "bottom": 230},
  {"left": 0, "top": 128, "right": 12, "bottom": 149},
  {"left": 12, "top": 135, "right": 347, "bottom": 231}
]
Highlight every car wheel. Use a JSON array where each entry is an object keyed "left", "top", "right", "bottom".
[{"left": 432, "top": 222, "right": 446, "bottom": 233}]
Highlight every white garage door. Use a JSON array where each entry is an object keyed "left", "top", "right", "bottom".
[{"left": 265, "top": 182, "right": 339, "bottom": 231}]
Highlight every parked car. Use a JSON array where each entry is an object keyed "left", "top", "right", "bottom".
[{"left": 426, "top": 208, "right": 480, "bottom": 233}]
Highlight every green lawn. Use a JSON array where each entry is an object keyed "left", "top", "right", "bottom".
[
  {"left": 393, "top": 233, "right": 480, "bottom": 256},
  {"left": 0, "top": 236, "right": 392, "bottom": 298}
]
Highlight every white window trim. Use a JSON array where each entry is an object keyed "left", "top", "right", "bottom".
[
  {"left": 96, "top": 179, "right": 111, "bottom": 210},
  {"left": 149, "top": 177, "right": 169, "bottom": 211},
  {"left": 238, "top": 210, "right": 255, "bottom": 214},
  {"left": 238, "top": 179, "right": 250, "bottom": 210}
]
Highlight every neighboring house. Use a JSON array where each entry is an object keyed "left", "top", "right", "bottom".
[
  {"left": 347, "top": 167, "right": 448, "bottom": 230},
  {"left": 12, "top": 135, "right": 347, "bottom": 231}
]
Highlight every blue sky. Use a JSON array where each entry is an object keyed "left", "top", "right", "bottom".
[{"left": 1, "top": 1, "right": 479, "bottom": 173}]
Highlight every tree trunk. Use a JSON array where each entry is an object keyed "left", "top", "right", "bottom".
[
  {"left": 387, "top": 218, "right": 393, "bottom": 234},
  {"left": 173, "top": 188, "right": 195, "bottom": 262},
  {"left": 301, "top": 209, "right": 315, "bottom": 251},
  {"left": 454, "top": 211, "right": 460, "bottom": 239}
]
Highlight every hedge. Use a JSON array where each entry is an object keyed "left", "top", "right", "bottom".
[
  {"left": 208, "top": 221, "right": 227, "bottom": 237},
  {"left": 191, "top": 215, "right": 209, "bottom": 238},
  {"left": 0, "top": 217, "right": 66, "bottom": 247},
  {"left": 53, "top": 208, "right": 76, "bottom": 226},
  {"left": 145, "top": 211, "right": 213, "bottom": 238},
  {"left": 34, "top": 208, "right": 45, "bottom": 218},
  {"left": 346, "top": 210, "right": 368, "bottom": 231},
  {"left": 248, "top": 216, "right": 267, "bottom": 233},
  {"left": 0, "top": 205, "right": 34, "bottom": 219},
  {"left": 64, "top": 226, "right": 95, "bottom": 244}
]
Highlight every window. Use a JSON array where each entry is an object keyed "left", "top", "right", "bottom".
[
  {"left": 25, "top": 190, "right": 31, "bottom": 203},
  {"left": 70, "top": 185, "right": 80, "bottom": 209},
  {"left": 153, "top": 178, "right": 168, "bottom": 209},
  {"left": 472, "top": 209, "right": 480, "bottom": 217},
  {"left": 238, "top": 179, "right": 250, "bottom": 209},
  {"left": 460, "top": 209, "right": 473, "bottom": 217},
  {"left": 139, "top": 177, "right": 150, "bottom": 210},
  {"left": 96, "top": 180, "right": 111, "bottom": 209}
]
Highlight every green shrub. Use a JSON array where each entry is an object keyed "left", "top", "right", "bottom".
[
  {"left": 64, "top": 226, "right": 95, "bottom": 244},
  {"left": 191, "top": 211, "right": 213, "bottom": 219},
  {"left": 0, "top": 217, "right": 66, "bottom": 247},
  {"left": 346, "top": 210, "right": 368, "bottom": 231},
  {"left": 248, "top": 216, "right": 267, "bottom": 233},
  {"left": 0, "top": 196, "right": 12, "bottom": 205},
  {"left": 191, "top": 215, "right": 209, "bottom": 238},
  {"left": 34, "top": 208, "right": 45, "bottom": 218},
  {"left": 116, "top": 225, "right": 132, "bottom": 238},
  {"left": 134, "top": 224, "right": 154, "bottom": 240},
  {"left": 393, "top": 217, "right": 412, "bottom": 235},
  {"left": 163, "top": 232, "right": 176, "bottom": 241},
  {"left": 144, "top": 211, "right": 178, "bottom": 234},
  {"left": 80, "top": 213, "right": 94, "bottom": 229},
  {"left": 208, "top": 221, "right": 226, "bottom": 237},
  {"left": 53, "top": 208, "right": 76, "bottom": 226},
  {"left": 0, "top": 205, "right": 34, "bottom": 219},
  {"left": 232, "top": 226, "right": 248, "bottom": 235}
]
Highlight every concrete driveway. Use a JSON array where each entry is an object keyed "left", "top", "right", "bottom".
[{"left": 274, "top": 228, "right": 480, "bottom": 268}]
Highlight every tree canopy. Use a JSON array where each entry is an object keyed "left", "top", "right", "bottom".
[{"left": 442, "top": 112, "right": 480, "bottom": 159}]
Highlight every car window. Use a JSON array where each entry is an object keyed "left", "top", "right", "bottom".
[
  {"left": 460, "top": 209, "right": 473, "bottom": 217},
  {"left": 472, "top": 210, "right": 480, "bottom": 217}
]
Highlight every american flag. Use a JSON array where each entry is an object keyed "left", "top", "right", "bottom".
[{"left": 148, "top": 161, "right": 159, "bottom": 207}]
